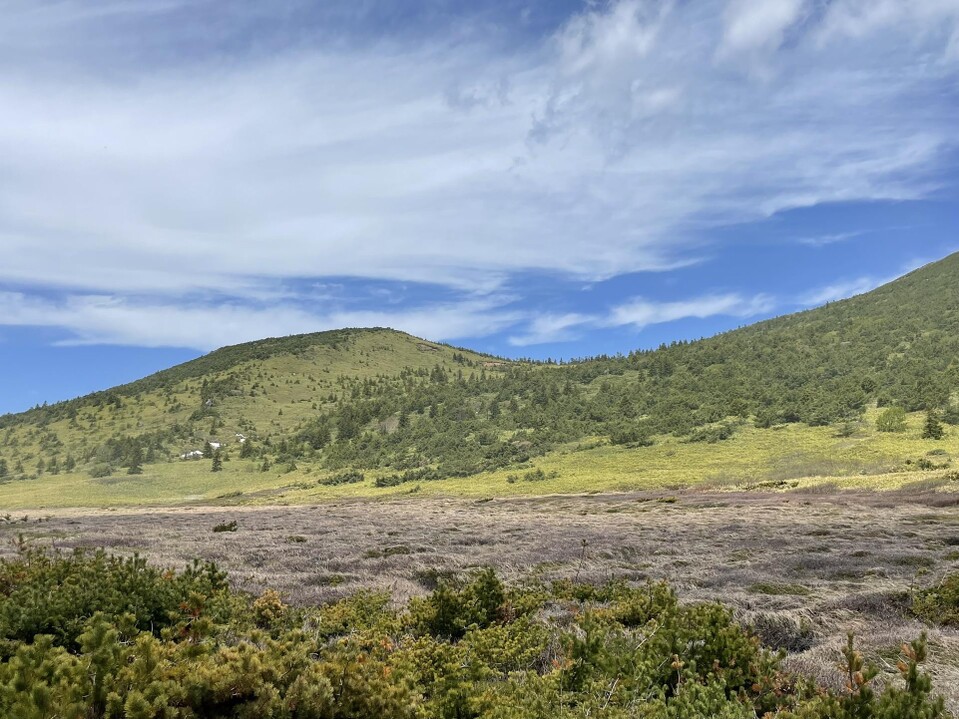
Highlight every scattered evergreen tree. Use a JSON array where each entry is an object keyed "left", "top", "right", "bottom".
[
  {"left": 922, "top": 410, "right": 945, "bottom": 440},
  {"left": 211, "top": 449, "right": 223, "bottom": 473},
  {"left": 202, "top": 441, "right": 214, "bottom": 459},
  {"left": 126, "top": 444, "right": 144, "bottom": 475}
]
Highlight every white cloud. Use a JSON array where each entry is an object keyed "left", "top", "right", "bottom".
[
  {"left": 796, "top": 231, "right": 864, "bottom": 247},
  {"left": 508, "top": 293, "right": 775, "bottom": 346},
  {"left": 508, "top": 313, "right": 595, "bottom": 346},
  {"left": 721, "top": 0, "right": 805, "bottom": 55},
  {"left": 798, "top": 254, "right": 942, "bottom": 307},
  {"left": 799, "top": 277, "right": 885, "bottom": 306},
  {"left": 0, "top": 0, "right": 957, "bottom": 346},
  {"left": 607, "top": 293, "right": 775, "bottom": 329},
  {"left": 0, "top": 292, "right": 522, "bottom": 350}
]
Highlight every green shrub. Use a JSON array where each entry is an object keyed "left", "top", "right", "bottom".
[
  {"left": 876, "top": 406, "right": 907, "bottom": 433},
  {"left": 88, "top": 462, "right": 113, "bottom": 478},
  {"left": 913, "top": 572, "right": 959, "bottom": 627},
  {"left": 609, "top": 424, "right": 654, "bottom": 447},
  {"left": 687, "top": 421, "right": 738, "bottom": 443},
  {"left": 408, "top": 568, "right": 506, "bottom": 640},
  {"left": 318, "top": 470, "right": 364, "bottom": 486},
  {"left": 0, "top": 552, "right": 949, "bottom": 719},
  {"left": 0, "top": 548, "right": 231, "bottom": 651}
]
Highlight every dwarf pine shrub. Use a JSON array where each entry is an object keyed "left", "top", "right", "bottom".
[{"left": 0, "top": 550, "right": 949, "bottom": 718}]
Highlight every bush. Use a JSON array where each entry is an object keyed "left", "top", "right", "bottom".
[
  {"left": 876, "top": 406, "right": 907, "bottom": 433},
  {"left": 408, "top": 568, "right": 506, "bottom": 639},
  {"left": 88, "top": 462, "right": 113, "bottom": 478},
  {"left": 913, "top": 573, "right": 959, "bottom": 627},
  {"left": 687, "top": 421, "right": 738, "bottom": 443},
  {"left": 609, "top": 424, "right": 654, "bottom": 447},
  {"left": 318, "top": 470, "right": 365, "bottom": 486},
  {"left": 0, "top": 553, "right": 949, "bottom": 719},
  {"left": 0, "top": 548, "right": 231, "bottom": 651}
]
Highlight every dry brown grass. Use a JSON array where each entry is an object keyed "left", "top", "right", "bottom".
[{"left": 2, "top": 489, "right": 958, "bottom": 711}]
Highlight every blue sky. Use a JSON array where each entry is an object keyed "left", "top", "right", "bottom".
[{"left": 1, "top": 0, "right": 958, "bottom": 414}]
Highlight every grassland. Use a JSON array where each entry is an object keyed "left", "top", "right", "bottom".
[{"left": 0, "top": 406, "right": 955, "bottom": 509}]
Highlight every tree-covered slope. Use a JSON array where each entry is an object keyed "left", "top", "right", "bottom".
[{"left": 0, "top": 253, "right": 957, "bottom": 495}]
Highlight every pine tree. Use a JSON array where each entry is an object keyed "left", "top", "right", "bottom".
[
  {"left": 211, "top": 450, "right": 223, "bottom": 473},
  {"left": 127, "top": 445, "right": 144, "bottom": 475},
  {"left": 922, "top": 410, "right": 945, "bottom": 440},
  {"left": 239, "top": 439, "right": 254, "bottom": 459}
]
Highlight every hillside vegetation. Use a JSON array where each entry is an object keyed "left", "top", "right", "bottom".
[{"left": 1, "top": 254, "right": 958, "bottom": 506}]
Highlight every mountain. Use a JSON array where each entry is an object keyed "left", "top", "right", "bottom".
[
  {"left": 0, "top": 328, "right": 505, "bottom": 478},
  {"left": 0, "top": 253, "right": 957, "bottom": 503}
]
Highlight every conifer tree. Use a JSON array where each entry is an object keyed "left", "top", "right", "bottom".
[
  {"left": 211, "top": 450, "right": 223, "bottom": 473},
  {"left": 922, "top": 410, "right": 945, "bottom": 440},
  {"left": 127, "top": 445, "right": 144, "bottom": 475}
]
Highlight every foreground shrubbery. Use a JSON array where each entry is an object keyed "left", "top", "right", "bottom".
[{"left": 0, "top": 549, "right": 950, "bottom": 718}]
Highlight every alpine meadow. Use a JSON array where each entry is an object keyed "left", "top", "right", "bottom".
[{"left": 3, "top": 0, "right": 959, "bottom": 716}]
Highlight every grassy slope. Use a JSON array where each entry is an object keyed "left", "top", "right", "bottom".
[
  {"left": 1, "top": 407, "right": 955, "bottom": 509},
  {"left": 1, "top": 253, "right": 958, "bottom": 509}
]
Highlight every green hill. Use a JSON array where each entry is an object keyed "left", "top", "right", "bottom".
[{"left": 1, "top": 254, "right": 958, "bottom": 507}]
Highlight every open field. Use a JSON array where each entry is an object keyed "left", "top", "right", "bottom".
[
  {"left": 3, "top": 488, "right": 958, "bottom": 712},
  {"left": 1, "top": 407, "right": 957, "bottom": 508}
]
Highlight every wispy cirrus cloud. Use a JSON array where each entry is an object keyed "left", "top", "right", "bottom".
[
  {"left": 607, "top": 294, "right": 776, "bottom": 330},
  {"left": 797, "top": 254, "right": 940, "bottom": 306},
  {"left": 508, "top": 313, "right": 596, "bottom": 347},
  {"left": 0, "top": 291, "right": 522, "bottom": 350},
  {"left": 0, "top": 0, "right": 957, "bottom": 348},
  {"left": 799, "top": 277, "right": 888, "bottom": 306},
  {"left": 508, "top": 293, "right": 775, "bottom": 346},
  {"left": 796, "top": 231, "right": 865, "bottom": 247}
]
